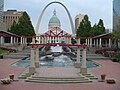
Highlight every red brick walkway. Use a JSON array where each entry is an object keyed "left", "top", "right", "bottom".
[{"left": 0, "top": 59, "right": 120, "bottom": 90}]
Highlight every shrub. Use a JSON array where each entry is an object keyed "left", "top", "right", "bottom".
[{"left": 113, "top": 52, "right": 120, "bottom": 62}]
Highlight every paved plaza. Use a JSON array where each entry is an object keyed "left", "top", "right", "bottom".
[{"left": 0, "top": 58, "right": 120, "bottom": 90}]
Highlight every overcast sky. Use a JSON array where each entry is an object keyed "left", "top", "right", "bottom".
[{"left": 4, "top": 0, "right": 113, "bottom": 34}]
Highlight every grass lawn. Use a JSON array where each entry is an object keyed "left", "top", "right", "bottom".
[{"left": 0, "top": 49, "right": 8, "bottom": 55}]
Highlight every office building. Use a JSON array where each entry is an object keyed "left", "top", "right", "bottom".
[
  {"left": 75, "top": 14, "right": 85, "bottom": 32},
  {"left": 3, "top": 10, "right": 23, "bottom": 31},
  {"left": 0, "top": 0, "right": 4, "bottom": 29},
  {"left": 113, "top": 0, "right": 120, "bottom": 31}
]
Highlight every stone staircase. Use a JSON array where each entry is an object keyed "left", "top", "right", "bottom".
[{"left": 25, "top": 75, "right": 93, "bottom": 84}]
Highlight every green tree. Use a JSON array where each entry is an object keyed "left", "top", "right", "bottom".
[
  {"left": 8, "top": 12, "right": 36, "bottom": 36},
  {"left": 97, "top": 19, "right": 106, "bottom": 35},
  {"left": 76, "top": 15, "right": 91, "bottom": 37},
  {"left": 71, "top": 38, "right": 77, "bottom": 44},
  {"left": 90, "top": 19, "right": 106, "bottom": 37}
]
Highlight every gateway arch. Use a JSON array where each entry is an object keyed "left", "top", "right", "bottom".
[{"left": 35, "top": 1, "right": 75, "bottom": 35}]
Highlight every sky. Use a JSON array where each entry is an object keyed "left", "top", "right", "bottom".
[{"left": 4, "top": 0, "right": 113, "bottom": 34}]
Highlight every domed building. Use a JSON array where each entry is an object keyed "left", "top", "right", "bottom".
[
  {"left": 38, "top": 10, "right": 72, "bottom": 44},
  {"left": 48, "top": 10, "right": 61, "bottom": 30}
]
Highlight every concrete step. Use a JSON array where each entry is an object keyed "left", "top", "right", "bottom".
[
  {"left": 25, "top": 74, "right": 93, "bottom": 84},
  {"left": 27, "top": 77, "right": 89, "bottom": 81},
  {"left": 25, "top": 76, "right": 92, "bottom": 84},
  {"left": 82, "top": 73, "right": 98, "bottom": 80},
  {"left": 25, "top": 79, "right": 92, "bottom": 84}
]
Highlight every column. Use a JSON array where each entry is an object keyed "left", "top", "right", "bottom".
[
  {"left": 13, "top": 37, "right": 16, "bottom": 45},
  {"left": 109, "top": 38, "right": 111, "bottom": 48},
  {"left": 25, "top": 38, "right": 27, "bottom": 44},
  {"left": 85, "top": 39, "right": 87, "bottom": 45},
  {"left": 69, "top": 37, "right": 71, "bottom": 44},
  {"left": 45, "top": 37, "right": 48, "bottom": 44},
  {"left": 88, "top": 39, "right": 90, "bottom": 46},
  {"left": 90, "top": 38, "right": 92, "bottom": 47},
  {"left": 66, "top": 37, "right": 69, "bottom": 44},
  {"left": 59, "top": 37, "right": 61, "bottom": 43},
  {"left": 80, "top": 48, "right": 87, "bottom": 74},
  {"left": 49, "top": 37, "right": 51, "bottom": 43},
  {"left": 17, "top": 37, "right": 18, "bottom": 45},
  {"left": 77, "top": 38, "right": 80, "bottom": 44},
  {"left": 0, "top": 36, "right": 4, "bottom": 45},
  {"left": 93, "top": 39, "right": 95, "bottom": 47},
  {"left": 39, "top": 37, "right": 41, "bottom": 44},
  {"left": 32, "top": 37, "right": 35, "bottom": 44},
  {"left": 99, "top": 38, "right": 102, "bottom": 47},
  {"left": 20, "top": 37, "right": 23, "bottom": 44},
  {"left": 29, "top": 47, "right": 36, "bottom": 74},
  {"left": 11, "top": 36, "right": 13, "bottom": 45},
  {"left": 35, "top": 47, "right": 40, "bottom": 68},
  {"left": 96, "top": 39, "right": 99, "bottom": 47},
  {"left": 75, "top": 47, "right": 81, "bottom": 68}
]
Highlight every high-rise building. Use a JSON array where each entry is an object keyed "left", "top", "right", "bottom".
[
  {"left": 113, "top": 0, "right": 120, "bottom": 31},
  {"left": 0, "top": 0, "right": 4, "bottom": 29},
  {"left": 3, "top": 10, "right": 23, "bottom": 31},
  {"left": 75, "top": 14, "right": 85, "bottom": 32}
]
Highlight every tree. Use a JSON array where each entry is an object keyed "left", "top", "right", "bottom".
[
  {"left": 8, "top": 12, "right": 36, "bottom": 36},
  {"left": 90, "top": 19, "right": 106, "bottom": 37},
  {"left": 76, "top": 15, "right": 91, "bottom": 37},
  {"left": 71, "top": 38, "right": 77, "bottom": 44},
  {"left": 97, "top": 19, "right": 106, "bottom": 35}
]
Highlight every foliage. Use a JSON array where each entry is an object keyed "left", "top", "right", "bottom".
[
  {"left": 76, "top": 15, "right": 106, "bottom": 37},
  {"left": 76, "top": 15, "right": 91, "bottom": 37},
  {"left": 71, "top": 38, "right": 77, "bottom": 44},
  {"left": 8, "top": 12, "right": 36, "bottom": 36},
  {"left": 113, "top": 52, "right": 120, "bottom": 62},
  {"left": 0, "top": 49, "right": 8, "bottom": 55},
  {"left": 90, "top": 19, "right": 106, "bottom": 37}
]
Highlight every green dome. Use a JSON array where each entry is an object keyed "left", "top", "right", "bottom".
[
  {"left": 49, "top": 17, "right": 60, "bottom": 23},
  {"left": 49, "top": 10, "right": 60, "bottom": 24}
]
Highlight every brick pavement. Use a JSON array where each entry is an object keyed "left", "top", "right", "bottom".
[{"left": 0, "top": 59, "right": 120, "bottom": 90}]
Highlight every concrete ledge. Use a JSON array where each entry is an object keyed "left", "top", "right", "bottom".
[
  {"left": 80, "top": 68, "right": 87, "bottom": 74},
  {"left": 35, "top": 62, "right": 40, "bottom": 68},
  {"left": 74, "top": 63, "right": 81, "bottom": 68},
  {"left": 29, "top": 67, "right": 36, "bottom": 74}
]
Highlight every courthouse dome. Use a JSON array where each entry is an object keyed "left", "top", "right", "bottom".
[{"left": 48, "top": 10, "right": 61, "bottom": 29}]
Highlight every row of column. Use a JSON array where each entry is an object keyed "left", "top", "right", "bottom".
[
  {"left": 0, "top": 36, "right": 28, "bottom": 45},
  {"left": 20, "top": 37, "right": 27, "bottom": 45},
  {"left": 0, "top": 36, "right": 19, "bottom": 45},
  {"left": 85, "top": 38, "right": 119, "bottom": 48},
  {"left": 35, "top": 36, "right": 72, "bottom": 44},
  {"left": 77, "top": 38, "right": 112, "bottom": 48}
]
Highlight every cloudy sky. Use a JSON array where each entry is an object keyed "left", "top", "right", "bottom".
[{"left": 4, "top": 0, "right": 113, "bottom": 34}]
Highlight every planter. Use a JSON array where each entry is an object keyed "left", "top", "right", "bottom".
[
  {"left": 101, "top": 74, "right": 106, "bottom": 80},
  {"left": 9, "top": 74, "right": 14, "bottom": 80},
  {"left": 106, "top": 79, "right": 116, "bottom": 84}
]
